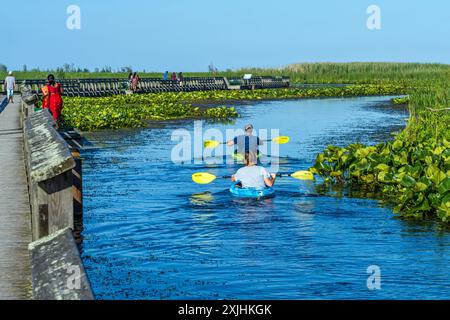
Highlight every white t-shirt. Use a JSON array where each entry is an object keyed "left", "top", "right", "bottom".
[
  {"left": 5, "top": 76, "right": 15, "bottom": 90},
  {"left": 234, "top": 165, "right": 271, "bottom": 188}
]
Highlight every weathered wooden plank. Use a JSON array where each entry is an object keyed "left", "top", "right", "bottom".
[
  {"left": 24, "top": 109, "right": 75, "bottom": 183},
  {"left": 39, "top": 171, "right": 74, "bottom": 235},
  {"left": 0, "top": 96, "right": 33, "bottom": 299},
  {"left": 28, "top": 228, "right": 94, "bottom": 300},
  {"left": 23, "top": 108, "right": 76, "bottom": 240},
  {"left": 17, "top": 92, "right": 90, "bottom": 299}
]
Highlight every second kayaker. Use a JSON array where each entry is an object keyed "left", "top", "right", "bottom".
[
  {"left": 227, "top": 124, "right": 263, "bottom": 158},
  {"left": 231, "top": 151, "right": 276, "bottom": 188}
]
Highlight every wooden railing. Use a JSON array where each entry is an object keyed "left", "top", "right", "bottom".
[
  {"left": 13, "top": 76, "right": 290, "bottom": 97},
  {"left": 20, "top": 86, "right": 93, "bottom": 300}
]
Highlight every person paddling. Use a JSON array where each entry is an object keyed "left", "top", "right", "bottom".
[
  {"left": 231, "top": 151, "right": 276, "bottom": 188},
  {"left": 227, "top": 124, "right": 263, "bottom": 159}
]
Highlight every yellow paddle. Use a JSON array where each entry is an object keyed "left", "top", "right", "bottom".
[
  {"left": 203, "top": 136, "right": 290, "bottom": 149},
  {"left": 192, "top": 170, "right": 314, "bottom": 184}
]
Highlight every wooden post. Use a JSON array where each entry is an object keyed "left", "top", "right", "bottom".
[
  {"left": 23, "top": 109, "right": 76, "bottom": 240},
  {"left": 60, "top": 129, "right": 84, "bottom": 240}
]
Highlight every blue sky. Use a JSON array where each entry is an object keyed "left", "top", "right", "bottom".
[{"left": 3, "top": 0, "right": 449, "bottom": 71}]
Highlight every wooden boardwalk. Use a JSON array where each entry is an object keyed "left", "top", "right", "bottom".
[{"left": 0, "top": 96, "right": 32, "bottom": 299}]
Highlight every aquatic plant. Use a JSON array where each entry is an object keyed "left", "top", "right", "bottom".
[
  {"left": 58, "top": 95, "right": 238, "bottom": 130},
  {"left": 392, "top": 96, "right": 410, "bottom": 105},
  {"left": 311, "top": 80, "right": 450, "bottom": 222},
  {"left": 56, "top": 84, "right": 406, "bottom": 131}
]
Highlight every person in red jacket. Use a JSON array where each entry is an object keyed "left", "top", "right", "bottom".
[{"left": 46, "top": 74, "right": 63, "bottom": 124}]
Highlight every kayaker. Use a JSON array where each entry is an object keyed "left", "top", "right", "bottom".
[
  {"left": 231, "top": 151, "right": 276, "bottom": 188},
  {"left": 227, "top": 124, "right": 263, "bottom": 158}
]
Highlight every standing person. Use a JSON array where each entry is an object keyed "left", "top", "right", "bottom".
[
  {"left": 41, "top": 80, "right": 50, "bottom": 110},
  {"left": 128, "top": 72, "right": 133, "bottom": 90},
  {"left": 46, "top": 74, "right": 63, "bottom": 125},
  {"left": 4, "top": 71, "right": 15, "bottom": 103},
  {"left": 163, "top": 71, "right": 168, "bottom": 81},
  {"left": 171, "top": 72, "right": 176, "bottom": 81},
  {"left": 178, "top": 72, "right": 184, "bottom": 86},
  {"left": 231, "top": 151, "right": 276, "bottom": 188},
  {"left": 227, "top": 124, "right": 264, "bottom": 158},
  {"left": 131, "top": 72, "right": 140, "bottom": 92}
]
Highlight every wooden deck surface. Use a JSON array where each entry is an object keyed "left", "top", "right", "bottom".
[{"left": 0, "top": 96, "right": 32, "bottom": 299}]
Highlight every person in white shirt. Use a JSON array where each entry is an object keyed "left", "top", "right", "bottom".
[
  {"left": 231, "top": 151, "right": 276, "bottom": 188},
  {"left": 4, "top": 71, "right": 16, "bottom": 103}
]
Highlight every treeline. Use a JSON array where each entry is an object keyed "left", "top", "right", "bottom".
[{"left": 0, "top": 63, "right": 143, "bottom": 80}]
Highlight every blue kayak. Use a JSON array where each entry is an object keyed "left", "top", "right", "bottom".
[{"left": 229, "top": 182, "right": 275, "bottom": 198}]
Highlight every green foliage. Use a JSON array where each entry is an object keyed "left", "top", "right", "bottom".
[
  {"left": 55, "top": 84, "right": 406, "bottom": 131},
  {"left": 392, "top": 96, "right": 410, "bottom": 105},
  {"left": 311, "top": 79, "right": 450, "bottom": 223},
  {"left": 240, "top": 62, "right": 450, "bottom": 84},
  {"left": 57, "top": 94, "right": 238, "bottom": 131}
]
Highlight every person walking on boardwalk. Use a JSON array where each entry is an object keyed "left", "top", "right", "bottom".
[
  {"left": 131, "top": 72, "right": 140, "bottom": 92},
  {"left": 4, "top": 71, "right": 15, "bottom": 103},
  {"left": 128, "top": 72, "right": 133, "bottom": 90},
  {"left": 178, "top": 72, "right": 184, "bottom": 86},
  {"left": 41, "top": 80, "right": 50, "bottom": 110},
  {"left": 44, "top": 74, "right": 63, "bottom": 125},
  {"left": 171, "top": 72, "right": 177, "bottom": 81},
  {"left": 163, "top": 71, "right": 168, "bottom": 81}
]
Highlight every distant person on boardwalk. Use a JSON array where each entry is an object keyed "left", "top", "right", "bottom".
[
  {"left": 42, "top": 74, "right": 63, "bottom": 126},
  {"left": 128, "top": 72, "right": 133, "bottom": 90},
  {"left": 4, "top": 71, "right": 15, "bottom": 103},
  {"left": 131, "top": 72, "right": 140, "bottom": 92},
  {"left": 41, "top": 80, "right": 50, "bottom": 110},
  {"left": 178, "top": 72, "right": 184, "bottom": 86},
  {"left": 171, "top": 72, "right": 177, "bottom": 81},
  {"left": 163, "top": 71, "right": 168, "bottom": 81}
]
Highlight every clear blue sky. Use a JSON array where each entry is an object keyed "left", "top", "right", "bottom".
[{"left": 3, "top": 0, "right": 449, "bottom": 71}]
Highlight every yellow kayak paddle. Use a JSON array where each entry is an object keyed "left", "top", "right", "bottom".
[
  {"left": 203, "top": 136, "right": 290, "bottom": 149},
  {"left": 192, "top": 170, "right": 314, "bottom": 184}
]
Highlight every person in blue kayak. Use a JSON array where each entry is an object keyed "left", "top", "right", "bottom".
[
  {"left": 231, "top": 151, "right": 276, "bottom": 188},
  {"left": 227, "top": 123, "right": 263, "bottom": 159}
]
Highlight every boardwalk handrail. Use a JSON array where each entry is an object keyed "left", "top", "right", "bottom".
[
  {"left": 17, "top": 75, "right": 290, "bottom": 97},
  {"left": 25, "top": 111, "right": 75, "bottom": 183},
  {"left": 20, "top": 88, "right": 93, "bottom": 300},
  {"left": 28, "top": 228, "right": 94, "bottom": 300},
  {"left": 23, "top": 108, "right": 75, "bottom": 239}
]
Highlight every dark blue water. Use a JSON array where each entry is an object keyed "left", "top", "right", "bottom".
[{"left": 81, "top": 96, "right": 450, "bottom": 299}]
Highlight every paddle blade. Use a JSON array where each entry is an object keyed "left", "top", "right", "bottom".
[
  {"left": 204, "top": 140, "right": 221, "bottom": 149},
  {"left": 291, "top": 170, "right": 315, "bottom": 180},
  {"left": 272, "top": 136, "right": 290, "bottom": 144},
  {"left": 192, "top": 172, "right": 217, "bottom": 184}
]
